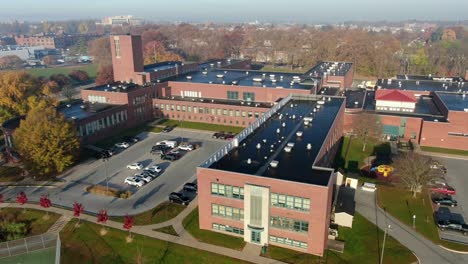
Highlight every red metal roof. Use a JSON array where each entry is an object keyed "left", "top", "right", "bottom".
[{"left": 375, "top": 89, "right": 417, "bottom": 103}]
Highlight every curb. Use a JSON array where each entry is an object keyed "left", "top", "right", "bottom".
[{"left": 438, "top": 245, "right": 468, "bottom": 254}]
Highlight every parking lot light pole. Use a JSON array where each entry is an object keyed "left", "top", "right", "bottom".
[
  {"left": 413, "top": 215, "right": 416, "bottom": 229},
  {"left": 102, "top": 155, "right": 109, "bottom": 194},
  {"left": 380, "top": 224, "right": 391, "bottom": 264}
]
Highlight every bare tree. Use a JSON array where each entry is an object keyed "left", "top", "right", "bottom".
[
  {"left": 352, "top": 112, "right": 383, "bottom": 151},
  {"left": 61, "top": 85, "right": 78, "bottom": 102},
  {"left": 393, "top": 152, "right": 439, "bottom": 197}
]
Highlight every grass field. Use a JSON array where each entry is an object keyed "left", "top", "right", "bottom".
[
  {"left": 1, "top": 247, "right": 57, "bottom": 264},
  {"left": 421, "top": 146, "right": 468, "bottom": 156},
  {"left": 0, "top": 166, "right": 24, "bottom": 182},
  {"left": 263, "top": 213, "right": 417, "bottom": 264},
  {"left": 182, "top": 208, "right": 246, "bottom": 250},
  {"left": 26, "top": 64, "right": 98, "bottom": 79},
  {"left": 153, "top": 225, "right": 179, "bottom": 236},
  {"left": 0, "top": 208, "right": 60, "bottom": 242},
  {"left": 336, "top": 136, "right": 390, "bottom": 173},
  {"left": 60, "top": 219, "right": 251, "bottom": 264},
  {"left": 110, "top": 202, "right": 185, "bottom": 225},
  {"left": 160, "top": 119, "right": 244, "bottom": 134},
  {"left": 378, "top": 185, "right": 468, "bottom": 251}
]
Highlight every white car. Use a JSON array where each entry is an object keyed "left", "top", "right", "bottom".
[
  {"left": 155, "top": 140, "right": 178, "bottom": 148},
  {"left": 124, "top": 177, "right": 145, "bottom": 187},
  {"left": 134, "top": 173, "right": 153, "bottom": 183},
  {"left": 127, "top": 163, "right": 143, "bottom": 170},
  {"left": 115, "top": 142, "right": 130, "bottom": 148},
  {"left": 148, "top": 165, "right": 163, "bottom": 174},
  {"left": 179, "top": 144, "right": 194, "bottom": 151}
]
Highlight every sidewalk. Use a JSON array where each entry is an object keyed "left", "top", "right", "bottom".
[
  {"left": 0, "top": 201, "right": 285, "bottom": 264},
  {"left": 355, "top": 188, "right": 468, "bottom": 264}
]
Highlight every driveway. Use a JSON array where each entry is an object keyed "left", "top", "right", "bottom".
[{"left": 0, "top": 128, "right": 226, "bottom": 216}]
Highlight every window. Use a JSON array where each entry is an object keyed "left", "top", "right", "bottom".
[
  {"left": 211, "top": 204, "right": 244, "bottom": 220},
  {"left": 270, "top": 235, "right": 307, "bottom": 249},
  {"left": 88, "top": 95, "right": 106, "bottom": 103},
  {"left": 242, "top": 111, "right": 246, "bottom": 117},
  {"left": 199, "top": 107, "right": 204, "bottom": 114},
  {"left": 411, "top": 132, "right": 417, "bottom": 139},
  {"left": 217, "top": 109, "right": 222, "bottom": 116},
  {"left": 182, "top": 106, "right": 186, "bottom": 112},
  {"left": 223, "top": 109, "right": 227, "bottom": 116},
  {"left": 114, "top": 38, "right": 121, "bottom": 57},
  {"left": 243, "top": 92, "right": 255, "bottom": 101},
  {"left": 176, "top": 105, "right": 181, "bottom": 111},
  {"left": 211, "top": 183, "right": 244, "bottom": 200},
  {"left": 213, "top": 223, "right": 244, "bottom": 235},
  {"left": 227, "top": 91, "right": 239, "bottom": 100},
  {"left": 235, "top": 110, "right": 240, "bottom": 117},
  {"left": 229, "top": 110, "right": 234, "bottom": 117},
  {"left": 271, "top": 193, "right": 310, "bottom": 211},
  {"left": 188, "top": 106, "right": 192, "bottom": 112},
  {"left": 270, "top": 216, "right": 308, "bottom": 233}
]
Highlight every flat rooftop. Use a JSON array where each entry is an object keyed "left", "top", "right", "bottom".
[
  {"left": 306, "top": 61, "right": 352, "bottom": 77},
  {"left": 59, "top": 101, "right": 121, "bottom": 121},
  {"left": 168, "top": 68, "right": 314, "bottom": 90},
  {"left": 436, "top": 92, "right": 468, "bottom": 112},
  {"left": 364, "top": 91, "right": 446, "bottom": 121},
  {"left": 143, "top": 61, "right": 182, "bottom": 72},
  {"left": 396, "top": 74, "right": 464, "bottom": 82},
  {"left": 209, "top": 96, "right": 344, "bottom": 186},
  {"left": 345, "top": 89, "right": 366, "bottom": 109},
  {"left": 157, "top": 96, "right": 274, "bottom": 108},
  {"left": 377, "top": 79, "right": 468, "bottom": 93},
  {"left": 87, "top": 81, "right": 150, "bottom": 93}
]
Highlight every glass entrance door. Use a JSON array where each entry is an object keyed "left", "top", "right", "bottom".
[{"left": 251, "top": 231, "right": 261, "bottom": 244}]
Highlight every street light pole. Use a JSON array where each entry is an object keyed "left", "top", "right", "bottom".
[
  {"left": 413, "top": 215, "right": 416, "bottom": 229},
  {"left": 380, "top": 224, "right": 391, "bottom": 264},
  {"left": 102, "top": 155, "right": 109, "bottom": 194}
]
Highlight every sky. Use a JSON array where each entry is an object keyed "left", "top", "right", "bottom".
[{"left": 1, "top": 0, "right": 467, "bottom": 23}]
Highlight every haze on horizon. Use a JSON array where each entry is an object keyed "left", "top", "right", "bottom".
[{"left": 1, "top": 0, "right": 467, "bottom": 23}]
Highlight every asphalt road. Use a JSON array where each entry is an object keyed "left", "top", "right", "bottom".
[{"left": 0, "top": 129, "right": 226, "bottom": 216}]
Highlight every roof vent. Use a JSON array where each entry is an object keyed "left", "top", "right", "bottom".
[
  {"left": 284, "top": 146, "right": 292, "bottom": 152},
  {"left": 66, "top": 104, "right": 71, "bottom": 108},
  {"left": 71, "top": 116, "right": 77, "bottom": 120},
  {"left": 80, "top": 105, "right": 85, "bottom": 109},
  {"left": 296, "top": 131, "right": 303, "bottom": 137},
  {"left": 282, "top": 122, "right": 286, "bottom": 127},
  {"left": 202, "top": 71, "right": 208, "bottom": 75},
  {"left": 287, "top": 142, "right": 295, "bottom": 148},
  {"left": 270, "top": 160, "right": 279, "bottom": 168},
  {"left": 256, "top": 143, "right": 261, "bottom": 149},
  {"left": 186, "top": 76, "right": 192, "bottom": 80},
  {"left": 276, "top": 128, "right": 280, "bottom": 134},
  {"left": 307, "top": 143, "right": 312, "bottom": 150},
  {"left": 247, "top": 158, "right": 252, "bottom": 164}
]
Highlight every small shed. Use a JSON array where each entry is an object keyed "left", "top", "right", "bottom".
[{"left": 334, "top": 186, "right": 356, "bottom": 228}]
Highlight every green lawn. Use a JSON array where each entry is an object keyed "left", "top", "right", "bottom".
[
  {"left": 0, "top": 208, "right": 60, "bottom": 242},
  {"left": 94, "top": 124, "right": 163, "bottom": 149},
  {"left": 335, "top": 136, "right": 390, "bottom": 172},
  {"left": 0, "top": 166, "right": 24, "bottom": 182},
  {"left": 1, "top": 247, "right": 57, "bottom": 264},
  {"left": 160, "top": 119, "right": 244, "bottom": 134},
  {"left": 110, "top": 202, "right": 185, "bottom": 225},
  {"left": 26, "top": 64, "right": 98, "bottom": 79},
  {"left": 153, "top": 225, "right": 179, "bottom": 236},
  {"left": 378, "top": 185, "right": 468, "bottom": 251},
  {"left": 182, "top": 208, "right": 246, "bottom": 250},
  {"left": 421, "top": 146, "right": 468, "bottom": 156},
  {"left": 60, "top": 219, "right": 251, "bottom": 264},
  {"left": 263, "top": 213, "right": 417, "bottom": 264}
]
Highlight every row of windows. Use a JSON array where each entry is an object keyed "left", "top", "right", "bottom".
[
  {"left": 270, "top": 193, "right": 310, "bottom": 211},
  {"left": 211, "top": 183, "right": 244, "bottom": 200},
  {"left": 269, "top": 235, "right": 308, "bottom": 249},
  {"left": 79, "top": 110, "right": 128, "bottom": 137},
  {"left": 212, "top": 204, "right": 244, "bottom": 221},
  {"left": 212, "top": 223, "right": 244, "bottom": 235},
  {"left": 243, "top": 92, "right": 255, "bottom": 101},
  {"left": 376, "top": 106, "right": 413, "bottom": 112},
  {"left": 88, "top": 95, "right": 107, "bottom": 103},
  {"left": 270, "top": 216, "right": 309, "bottom": 233},
  {"left": 133, "top": 95, "right": 148, "bottom": 105},
  {"left": 164, "top": 114, "right": 251, "bottom": 126},
  {"left": 227, "top": 91, "right": 239, "bottom": 100},
  {"left": 155, "top": 103, "right": 260, "bottom": 118}
]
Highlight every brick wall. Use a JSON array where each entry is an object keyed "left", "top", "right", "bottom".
[{"left": 110, "top": 35, "right": 144, "bottom": 83}]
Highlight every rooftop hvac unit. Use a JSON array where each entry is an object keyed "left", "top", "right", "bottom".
[{"left": 270, "top": 160, "right": 279, "bottom": 168}]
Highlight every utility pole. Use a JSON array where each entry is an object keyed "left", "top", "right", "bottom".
[{"left": 380, "top": 224, "right": 391, "bottom": 264}]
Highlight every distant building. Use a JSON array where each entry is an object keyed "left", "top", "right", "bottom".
[
  {"left": 0, "top": 46, "right": 46, "bottom": 60},
  {"left": 14, "top": 33, "right": 100, "bottom": 49},
  {"left": 98, "top": 15, "right": 143, "bottom": 26}
]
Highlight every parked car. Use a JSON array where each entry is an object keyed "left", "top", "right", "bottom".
[
  {"left": 123, "top": 136, "right": 139, "bottom": 143},
  {"left": 161, "top": 153, "right": 181, "bottom": 161},
  {"left": 142, "top": 169, "right": 157, "bottom": 178},
  {"left": 431, "top": 185, "right": 456, "bottom": 195},
  {"left": 147, "top": 165, "right": 163, "bottom": 174},
  {"left": 432, "top": 195, "right": 458, "bottom": 207},
  {"left": 225, "top": 133, "right": 235, "bottom": 140},
  {"left": 101, "top": 149, "right": 114, "bottom": 157},
  {"left": 169, "top": 192, "right": 190, "bottom": 205},
  {"left": 429, "top": 179, "right": 447, "bottom": 187},
  {"left": 124, "top": 177, "right": 145, "bottom": 187},
  {"left": 162, "top": 126, "right": 174, "bottom": 133},
  {"left": 183, "top": 182, "right": 198, "bottom": 192},
  {"left": 127, "top": 163, "right": 144, "bottom": 170},
  {"left": 115, "top": 142, "right": 130, "bottom": 149},
  {"left": 179, "top": 143, "right": 194, "bottom": 151},
  {"left": 437, "top": 220, "right": 468, "bottom": 235},
  {"left": 212, "top": 132, "right": 225, "bottom": 139},
  {"left": 155, "top": 140, "right": 178, "bottom": 148},
  {"left": 134, "top": 173, "right": 153, "bottom": 183}
]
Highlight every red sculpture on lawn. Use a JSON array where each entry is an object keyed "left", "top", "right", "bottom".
[
  {"left": 97, "top": 209, "right": 109, "bottom": 224},
  {"left": 16, "top": 192, "right": 28, "bottom": 205}
]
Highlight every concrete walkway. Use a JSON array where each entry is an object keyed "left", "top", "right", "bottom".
[
  {"left": 356, "top": 187, "right": 468, "bottom": 264},
  {"left": 0, "top": 201, "right": 285, "bottom": 264}
]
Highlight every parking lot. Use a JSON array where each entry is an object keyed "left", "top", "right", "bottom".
[
  {"left": 433, "top": 156, "right": 468, "bottom": 243},
  {"left": 0, "top": 128, "right": 227, "bottom": 215}
]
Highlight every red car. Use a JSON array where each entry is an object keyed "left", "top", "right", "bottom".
[{"left": 430, "top": 185, "right": 456, "bottom": 195}]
